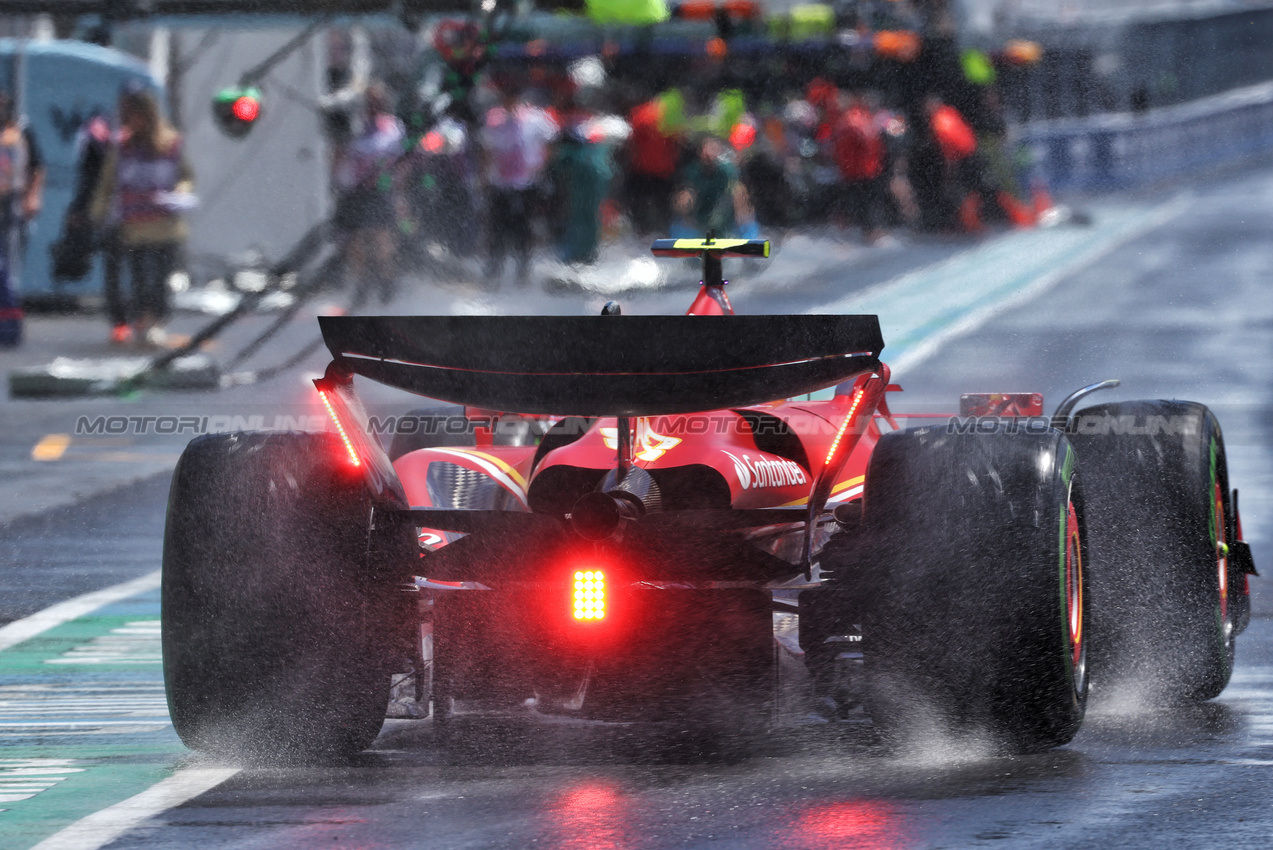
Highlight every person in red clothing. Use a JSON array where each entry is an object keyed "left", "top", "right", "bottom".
[
  {"left": 832, "top": 93, "right": 887, "bottom": 243},
  {"left": 926, "top": 96, "right": 984, "bottom": 231},
  {"left": 623, "top": 91, "right": 682, "bottom": 235}
]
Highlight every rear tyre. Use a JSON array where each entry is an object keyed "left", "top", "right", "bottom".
[
  {"left": 1068, "top": 400, "right": 1235, "bottom": 701},
  {"left": 162, "top": 431, "right": 410, "bottom": 762},
  {"left": 861, "top": 426, "right": 1087, "bottom": 754}
]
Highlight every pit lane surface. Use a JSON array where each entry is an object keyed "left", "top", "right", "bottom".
[{"left": 3, "top": 161, "right": 1272, "bottom": 848}]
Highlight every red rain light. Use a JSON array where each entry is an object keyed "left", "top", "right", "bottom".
[
  {"left": 318, "top": 390, "right": 361, "bottom": 467},
  {"left": 572, "top": 570, "right": 606, "bottom": 620},
  {"left": 824, "top": 387, "right": 865, "bottom": 467},
  {"left": 232, "top": 95, "right": 260, "bottom": 123}
]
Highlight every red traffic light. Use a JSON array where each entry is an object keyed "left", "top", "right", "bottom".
[
  {"left": 232, "top": 95, "right": 260, "bottom": 123},
  {"left": 213, "top": 86, "right": 263, "bottom": 139}
]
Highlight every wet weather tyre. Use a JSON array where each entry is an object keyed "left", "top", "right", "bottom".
[
  {"left": 1068, "top": 400, "right": 1236, "bottom": 701},
  {"left": 861, "top": 426, "right": 1087, "bottom": 754},
  {"left": 162, "top": 431, "right": 404, "bottom": 762}
]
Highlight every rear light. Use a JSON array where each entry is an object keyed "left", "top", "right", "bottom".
[
  {"left": 318, "top": 389, "right": 361, "bottom": 467},
  {"left": 572, "top": 570, "right": 606, "bottom": 620}
]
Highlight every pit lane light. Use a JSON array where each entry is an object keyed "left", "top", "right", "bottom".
[{"left": 213, "top": 86, "right": 262, "bottom": 139}]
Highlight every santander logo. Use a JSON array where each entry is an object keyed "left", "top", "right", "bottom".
[{"left": 722, "top": 451, "right": 808, "bottom": 490}]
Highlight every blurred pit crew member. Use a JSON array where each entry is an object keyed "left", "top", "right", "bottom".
[
  {"left": 481, "top": 86, "right": 558, "bottom": 285},
  {"left": 333, "top": 82, "right": 406, "bottom": 303},
  {"left": 680, "top": 136, "right": 739, "bottom": 236},
  {"left": 0, "top": 90, "right": 44, "bottom": 348},
  {"left": 927, "top": 96, "right": 981, "bottom": 232},
  {"left": 59, "top": 113, "right": 127, "bottom": 344},
  {"left": 832, "top": 92, "right": 888, "bottom": 243},
  {"left": 624, "top": 89, "right": 684, "bottom": 235},
  {"left": 91, "top": 85, "right": 194, "bottom": 349}
]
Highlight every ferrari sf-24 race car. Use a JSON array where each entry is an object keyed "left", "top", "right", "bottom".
[{"left": 161, "top": 238, "right": 1258, "bottom": 761}]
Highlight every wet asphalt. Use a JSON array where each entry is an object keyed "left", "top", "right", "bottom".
[{"left": 3, "top": 158, "right": 1273, "bottom": 848}]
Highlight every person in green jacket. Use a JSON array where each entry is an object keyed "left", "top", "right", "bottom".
[
  {"left": 680, "top": 136, "right": 738, "bottom": 236},
  {"left": 552, "top": 126, "right": 613, "bottom": 265}
]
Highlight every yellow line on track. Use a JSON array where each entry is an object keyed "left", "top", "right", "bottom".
[{"left": 31, "top": 435, "right": 71, "bottom": 462}]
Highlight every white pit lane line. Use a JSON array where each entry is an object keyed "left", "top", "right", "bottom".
[
  {"left": 0, "top": 571, "right": 241, "bottom": 847},
  {"left": 0, "top": 571, "right": 163, "bottom": 654}
]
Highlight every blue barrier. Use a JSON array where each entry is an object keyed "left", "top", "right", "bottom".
[{"left": 1019, "top": 80, "right": 1273, "bottom": 192}]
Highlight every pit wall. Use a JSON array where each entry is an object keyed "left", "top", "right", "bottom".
[{"left": 1018, "top": 79, "right": 1273, "bottom": 192}]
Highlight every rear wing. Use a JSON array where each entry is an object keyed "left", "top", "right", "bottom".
[{"left": 318, "top": 315, "right": 884, "bottom": 417}]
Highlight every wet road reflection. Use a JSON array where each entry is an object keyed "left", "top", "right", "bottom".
[{"left": 131, "top": 619, "right": 1273, "bottom": 849}]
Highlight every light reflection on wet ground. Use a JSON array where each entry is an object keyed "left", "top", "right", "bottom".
[{"left": 123, "top": 618, "right": 1271, "bottom": 849}]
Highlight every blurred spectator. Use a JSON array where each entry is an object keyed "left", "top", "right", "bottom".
[
  {"left": 403, "top": 108, "right": 475, "bottom": 263},
  {"left": 90, "top": 85, "right": 194, "bottom": 349},
  {"left": 927, "top": 96, "right": 980, "bottom": 230},
  {"left": 968, "top": 87, "right": 1036, "bottom": 227},
  {"left": 624, "top": 89, "right": 684, "bottom": 235},
  {"left": 832, "top": 92, "right": 887, "bottom": 242},
  {"left": 551, "top": 123, "right": 613, "bottom": 265},
  {"left": 733, "top": 182, "right": 760, "bottom": 239},
  {"left": 806, "top": 79, "right": 843, "bottom": 221},
  {"left": 54, "top": 113, "right": 127, "bottom": 343},
  {"left": 481, "top": 86, "right": 558, "bottom": 284},
  {"left": 668, "top": 187, "right": 697, "bottom": 239},
  {"left": 0, "top": 90, "right": 44, "bottom": 348},
  {"left": 680, "top": 136, "right": 738, "bottom": 236},
  {"left": 739, "top": 114, "right": 791, "bottom": 229},
  {"left": 333, "top": 82, "right": 405, "bottom": 303}
]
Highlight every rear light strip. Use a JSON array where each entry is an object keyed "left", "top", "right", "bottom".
[{"left": 318, "top": 389, "right": 361, "bottom": 467}]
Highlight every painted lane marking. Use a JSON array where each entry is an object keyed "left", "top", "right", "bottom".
[
  {"left": 0, "top": 761, "right": 87, "bottom": 812},
  {"left": 815, "top": 199, "right": 1187, "bottom": 377},
  {"left": 26, "top": 767, "right": 239, "bottom": 850},
  {"left": 30, "top": 435, "right": 71, "bottom": 462},
  {"left": 0, "top": 572, "right": 161, "bottom": 654},
  {"left": 0, "top": 577, "right": 234, "bottom": 846},
  {"left": 45, "top": 621, "right": 163, "bottom": 666}
]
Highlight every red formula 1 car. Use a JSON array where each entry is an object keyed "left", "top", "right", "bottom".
[{"left": 161, "top": 238, "right": 1257, "bottom": 761}]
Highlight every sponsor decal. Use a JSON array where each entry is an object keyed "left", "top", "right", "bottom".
[
  {"left": 600, "top": 420, "right": 683, "bottom": 463},
  {"left": 723, "top": 451, "right": 808, "bottom": 490}
]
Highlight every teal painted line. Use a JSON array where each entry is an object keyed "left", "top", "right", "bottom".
[{"left": 0, "top": 586, "right": 196, "bottom": 850}]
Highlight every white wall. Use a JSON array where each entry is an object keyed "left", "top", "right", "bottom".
[{"left": 163, "top": 26, "right": 330, "bottom": 276}]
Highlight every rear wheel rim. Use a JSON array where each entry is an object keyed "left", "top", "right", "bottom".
[
  {"left": 1214, "top": 482, "right": 1231, "bottom": 642},
  {"left": 1065, "top": 499, "right": 1086, "bottom": 696}
]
